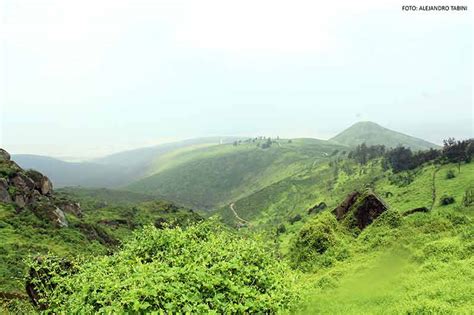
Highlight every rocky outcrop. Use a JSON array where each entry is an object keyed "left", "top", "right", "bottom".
[
  {"left": 0, "top": 178, "right": 11, "bottom": 203},
  {"left": 0, "top": 148, "right": 81, "bottom": 227},
  {"left": 308, "top": 202, "right": 327, "bottom": 215},
  {"left": 333, "top": 190, "right": 388, "bottom": 231}
]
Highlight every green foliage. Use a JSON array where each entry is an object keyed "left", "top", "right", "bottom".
[
  {"left": 446, "top": 169, "right": 456, "bottom": 179},
  {"left": 33, "top": 219, "right": 298, "bottom": 313},
  {"left": 289, "top": 212, "right": 349, "bottom": 269},
  {"left": 439, "top": 195, "right": 455, "bottom": 206},
  {"left": 128, "top": 139, "right": 345, "bottom": 209}
]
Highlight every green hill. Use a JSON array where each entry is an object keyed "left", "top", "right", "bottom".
[
  {"left": 0, "top": 150, "right": 202, "bottom": 298},
  {"left": 1, "top": 142, "right": 473, "bottom": 313},
  {"left": 127, "top": 138, "right": 346, "bottom": 209},
  {"left": 13, "top": 137, "right": 240, "bottom": 188},
  {"left": 216, "top": 151, "right": 473, "bottom": 229},
  {"left": 330, "top": 121, "right": 439, "bottom": 150}
]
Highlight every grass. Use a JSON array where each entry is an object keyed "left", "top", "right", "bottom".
[{"left": 127, "top": 139, "right": 345, "bottom": 209}]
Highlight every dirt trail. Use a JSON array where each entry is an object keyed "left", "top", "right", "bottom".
[
  {"left": 229, "top": 203, "right": 250, "bottom": 225},
  {"left": 430, "top": 166, "right": 441, "bottom": 210}
]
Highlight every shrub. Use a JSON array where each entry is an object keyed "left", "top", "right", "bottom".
[
  {"left": 289, "top": 212, "right": 348, "bottom": 270},
  {"left": 29, "top": 219, "right": 298, "bottom": 313},
  {"left": 445, "top": 169, "right": 456, "bottom": 179},
  {"left": 276, "top": 223, "right": 287, "bottom": 235},
  {"left": 288, "top": 214, "right": 302, "bottom": 224},
  {"left": 439, "top": 195, "right": 455, "bottom": 206}
]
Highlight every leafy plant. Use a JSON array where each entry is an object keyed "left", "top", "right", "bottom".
[{"left": 29, "top": 219, "right": 299, "bottom": 313}]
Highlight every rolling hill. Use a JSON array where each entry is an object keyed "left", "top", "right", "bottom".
[
  {"left": 12, "top": 137, "right": 239, "bottom": 188},
  {"left": 12, "top": 155, "right": 129, "bottom": 188},
  {"left": 12, "top": 122, "right": 440, "bottom": 211},
  {"left": 127, "top": 139, "right": 346, "bottom": 209},
  {"left": 330, "top": 121, "right": 439, "bottom": 150}
]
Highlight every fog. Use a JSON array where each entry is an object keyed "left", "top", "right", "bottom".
[{"left": 1, "top": 0, "right": 472, "bottom": 158}]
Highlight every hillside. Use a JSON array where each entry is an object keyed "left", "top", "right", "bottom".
[
  {"left": 12, "top": 138, "right": 239, "bottom": 189},
  {"left": 0, "top": 149, "right": 202, "bottom": 298},
  {"left": 12, "top": 122, "right": 439, "bottom": 206},
  {"left": 127, "top": 138, "right": 346, "bottom": 209},
  {"left": 330, "top": 121, "right": 439, "bottom": 150},
  {"left": 13, "top": 155, "right": 131, "bottom": 188},
  {"left": 217, "top": 151, "right": 473, "bottom": 229}
]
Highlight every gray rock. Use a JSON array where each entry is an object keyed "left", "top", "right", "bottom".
[
  {"left": 15, "top": 195, "right": 26, "bottom": 208},
  {"left": 40, "top": 177, "right": 53, "bottom": 195},
  {"left": 0, "top": 178, "right": 11, "bottom": 203},
  {"left": 11, "top": 174, "right": 35, "bottom": 192},
  {"left": 60, "top": 202, "right": 82, "bottom": 217},
  {"left": 52, "top": 208, "right": 68, "bottom": 227}
]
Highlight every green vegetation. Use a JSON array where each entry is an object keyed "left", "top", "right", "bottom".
[
  {"left": 26, "top": 219, "right": 298, "bottom": 313},
  {"left": 0, "top": 187, "right": 201, "bottom": 297},
  {"left": 128, "top": 138, "right": 344, "bottom": 209},
  {"left": 1, "top": 130, "right": 472, "bottom": 313}
]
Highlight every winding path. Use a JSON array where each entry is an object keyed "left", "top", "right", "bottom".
[
  {"left": 229, "top": 203, "right": 250, "bottom": 225},
  {"left": 430, "top": 166, "right": 441, "bottom": 210}
]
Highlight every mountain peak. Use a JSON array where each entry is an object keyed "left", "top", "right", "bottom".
[{"left": 331, "top": 121, "right": 439, "bottom": 151}]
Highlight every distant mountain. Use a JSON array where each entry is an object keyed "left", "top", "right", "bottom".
[
  {"left": 12, "top": 154, "right": 130, "bottom": 188},
  {"left": 93, "top": 137, "right": 241, "bottom": 167},
  {"left": 12, "top": 137, "right": 241, "bottom": 188},
  {"left": 330, "top": 121, "right": 439, "bottom": 151}
]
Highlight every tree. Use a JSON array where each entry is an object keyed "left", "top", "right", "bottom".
[
  {"left": 385, "top": 146, "right": 413, "bottom": 173},
  {"left": 442, "top": 138, "right": 473, "bottom": 172}
]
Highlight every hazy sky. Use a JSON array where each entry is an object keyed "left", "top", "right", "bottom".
[{"left": 1, "top": 0, "right": 472, "bottom": 158}]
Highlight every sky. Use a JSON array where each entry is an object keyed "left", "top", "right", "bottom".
[{"left": 1, "top": 0, "right": 472, "bottom": 158}]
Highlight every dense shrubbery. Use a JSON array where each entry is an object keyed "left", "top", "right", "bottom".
[
  {"left": 289, "top": 212, "right": 349, "bottom": 270},
  {"left": 439, "top": 195, "right": 455, "bottom": 206},
  {"left": 28, "top": 219, "right": 298, "bottom": 313}
]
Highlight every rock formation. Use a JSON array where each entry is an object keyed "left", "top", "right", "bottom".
[
  {"left": 332, "top": 190, "right": 388, "bottom": 231},
  {"left": 0, "top": 148, "right": 82, "bottom": 227}
]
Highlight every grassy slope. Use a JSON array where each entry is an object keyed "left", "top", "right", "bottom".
[
  {"left": 281, "top": 161, "right": 473, "bottom": 314},
  {"left": 222, "top": 158, "right": 473, "bottom": 227},
  {"left": 127, "top": 139, "right": 345, "bottom": 209}
]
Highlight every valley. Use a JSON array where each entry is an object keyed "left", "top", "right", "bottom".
[{"left": 1, "top": 122, "right": 472, "bottom": 313}]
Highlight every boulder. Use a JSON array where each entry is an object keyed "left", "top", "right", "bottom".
[
  {"left": 10, "top": 174, "right": 36, "bottom": 193},
  {"left": 58, "top": 201, "right": 82, "bottom": 217},
  {"left": 15, "top": 194, "right": 26, "bottom": 208},
  {"left": 52, "top": 208, "right": 68, "bottom": 228},
  {"left": 0, "top": 148, "right": 10, "bottom": 161},
  {"left": 0, "top": 178, "right": 11, "bottom": 203},
  {"left": 40, "top": 176, "right": 53, "bottom": 195},
  {"left": 333, "top": 191, "right": 388, "bottom": 231}
]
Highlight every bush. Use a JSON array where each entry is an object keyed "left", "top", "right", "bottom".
[
  {"left": 289, "top": 212, "right": 348, "bottom": 270},
  {"left": 288, "top": 214, "right": 302, "bottom": 224},
  {"left": 439, "top": 195, "right": 455, "bottom": 206},
  {"left": 276, "top": 223, "right": 286, "bottom": 235},
  {"left": 445, "top": 169, "right": 456, "bottom": 179},
  {"left": 29, "top": 219, "right": 298, "bottom": 313}
]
